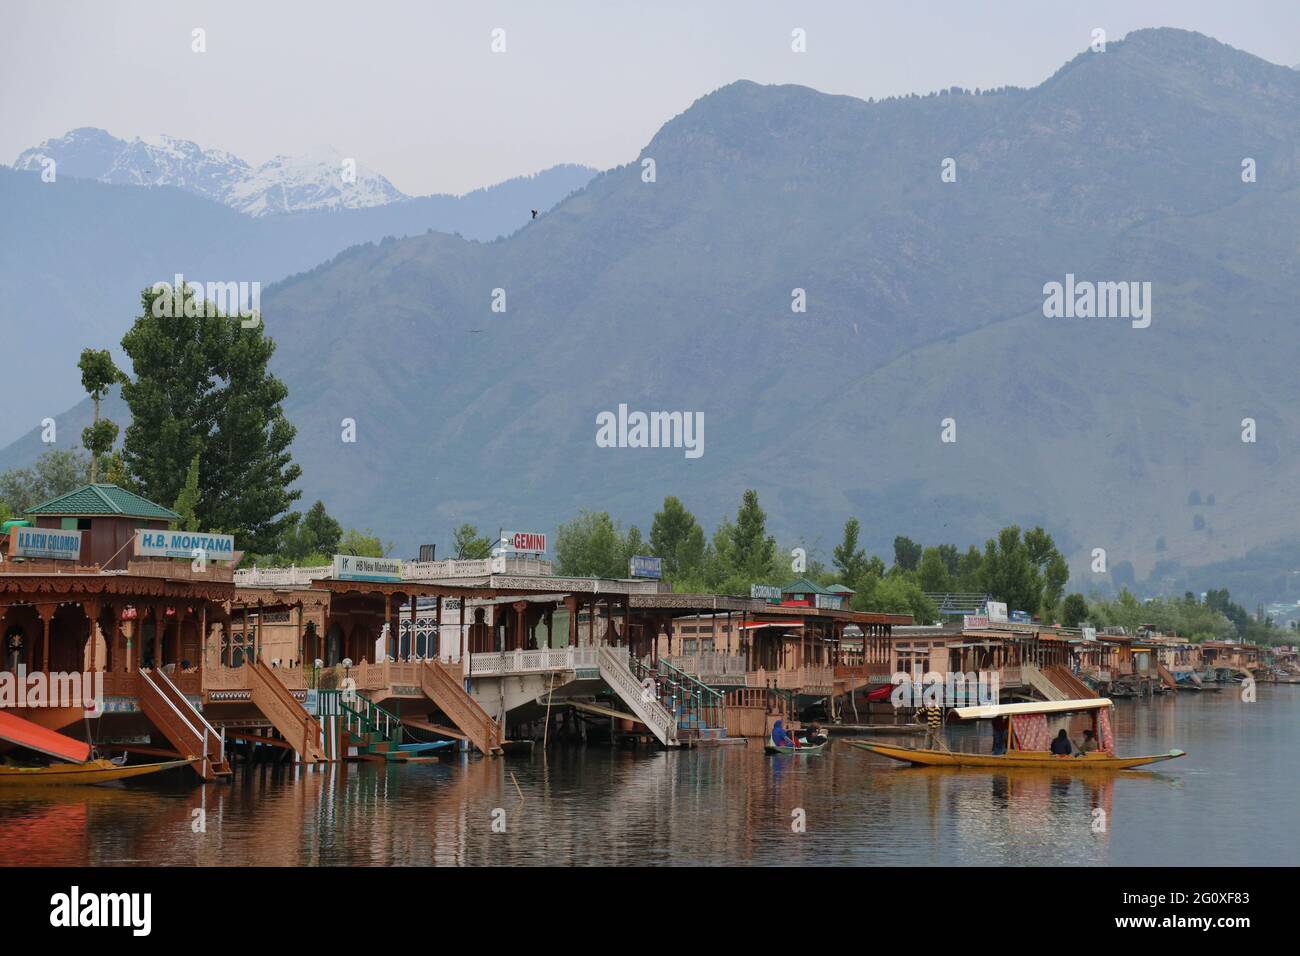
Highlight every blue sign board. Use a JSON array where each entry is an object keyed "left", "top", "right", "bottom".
[
  {"left": 9, "top": 527, "right": 82, "bottom": 561},
  {"left": 629, "top": 555, "right": 662, "bottom": 579}
]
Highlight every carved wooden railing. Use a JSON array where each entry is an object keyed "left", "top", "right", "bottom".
[
  {"left": 420, "top": 660, "right": 502, "bottom": 755},
  {"left": 247, "top": 660, "right": 325, "bottom": 762}
]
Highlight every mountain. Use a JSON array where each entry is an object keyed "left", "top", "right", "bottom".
[
  {"left": 0, "top": 161, "right": 596, "bottom": 443},
  {"left": 12, "top": 128, "right": 407, "bottom": 216},
  {"left": 5, "top": 29, "right": 1300, "bottom": 594}
]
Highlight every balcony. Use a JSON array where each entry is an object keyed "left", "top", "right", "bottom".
[{"left": 466, "top": 646, "right": 599, "bottom": 677}]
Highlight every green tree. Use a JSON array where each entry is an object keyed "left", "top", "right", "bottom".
[
  {"left": 0, "top": 449, "right": 90, "bottom": 513},
  {"left": 452, "top": 523, "right": 493, "bottom": 559},
  {"left": 301, "top": 501, "right": 343, "bottom": 556},
  {"left": 728, "top": 490, "right": 777, "bottom": 579},
  {"left": 916, "top": 547, "right": 953, "bottom": 593},
  {"left": 893, "top": 535, "right": 923, "bottom": 572},
  {"left": 833, "top": 518, "right": 869, "bottom": 585},
  {"left": 77, "top": 348, "right": 124, "bottom": 482},
  {"left": 339, "top": 528, "right": 387, "bottom": 557},
  {"left": 121, "top": 283, "right": 301, "bottom": 553},
  {"left": 555, "top": 510, "right": 626, "bottom": 578},
  {"left": 649, "top": 496, "right": 701, "bottom": 577},
  {"left": 171, "top": 454, "right": 201, "bottom": 532},
  {"left": 1061, "top": 593, "right": 1089, "bottom": 628}
]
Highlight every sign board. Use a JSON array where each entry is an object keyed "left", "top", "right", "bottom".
[
  {"left": 8, "top": 527, "right": 82, "bottom": 561},
  {"left": 502, "top": 530, "right": 546, "bottom": 553},
  {"left": 985, "top": 601, "right": 1009, "bottom": 623},
  {"left": 814, "top": 593, "right": 844, "bottom": 610},
  {"left": 751, "top": 584, "right": 782, "bottom": 601},
  {"left": 963, "top": 614, "right": 989, "bottom": 630},
  {"left": 136, "top": 530, "right": 235, "bottom": 561},
  {"left": 1080, "top": 626, "right": 1097, "bottom": 642},
  {"left": 332, "top": 554, "right": 402, "bottom": 582},
  {"left": 629, "top": 555, "right": 662, "bottom": 579}
]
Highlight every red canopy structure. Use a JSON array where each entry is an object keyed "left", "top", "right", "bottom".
[{"left": 0, "top": 710, "right": 91, "bottom": 763}]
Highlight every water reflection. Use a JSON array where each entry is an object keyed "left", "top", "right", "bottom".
[{"left": 1, "top": 690, "right": 1296, "bottom": 866}]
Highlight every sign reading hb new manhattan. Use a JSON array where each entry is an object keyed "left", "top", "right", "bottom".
[
  {"left": 8, "top": 526, "right": 82, "bottom": 561},
  {"left": 136, "top": 530, "right": 235, "bottom": 560},
  {"left": 332, "top": 554, "right": 402, "bottom": 582}
]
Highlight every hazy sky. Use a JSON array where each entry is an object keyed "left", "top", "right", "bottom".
[{"left": 3, "top": 1, "right": 1298, "bottom": 195}]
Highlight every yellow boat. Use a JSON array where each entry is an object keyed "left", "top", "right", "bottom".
[
  {"left": 845, "top": 698, "right": 1186, "bottom": 771},
  {"left": 845, "top": 740, "right": 1184, "bottom": 770},
  {"left": 0, "top": 757, "right": 198, "bottom": 787}
]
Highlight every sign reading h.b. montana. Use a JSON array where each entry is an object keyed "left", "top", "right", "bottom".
[
  {"left": 8, "top": 526, "right": 82, "bottom": 561},
  {"left": 332, "top": 554, "right": 402, "bottom": 582},
  {"left": 136, "top": 530, "right": 235, "bottom": 560}
]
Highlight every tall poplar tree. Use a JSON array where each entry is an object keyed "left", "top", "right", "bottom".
[
  {"left": 121, "top": 283, "right": 301, "bottom": 553},
  {"left": 77, "top": 348, "right": 123, "bottom": 482}
]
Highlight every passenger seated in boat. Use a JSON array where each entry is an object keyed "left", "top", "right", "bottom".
[
  {"left": 798, "top": 723, "right": 827, "bottom": 747},
  {"left": 1076, "top": 729, "right": 1100, "bottom": 753},
  {"left": 991, "top": 715, "right": 1009, "bottom": 755},
  {"left": 771, "top": 719, "right": 797, "bottom": 749},
  {"left": 1049, "top": 729, "right": 1072, "bottom": 755}
]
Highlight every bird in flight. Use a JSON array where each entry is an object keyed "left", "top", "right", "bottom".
[{"left": 531, "top": 209, "right": 538, "bottom": 219}]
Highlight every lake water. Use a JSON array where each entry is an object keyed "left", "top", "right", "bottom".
[{"left": 2, "top": 688, "right": 1295, "bottom": 866}]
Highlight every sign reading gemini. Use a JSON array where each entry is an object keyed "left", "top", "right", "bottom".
[
  {"left": 332, "top": 554, "right": 402, "bottom": 582},
  {"left": 8, "top": 527, "right": 82, "bottom": 561},
  {"left": 136, "top": 530, "right": 235, "bottom": 560}
]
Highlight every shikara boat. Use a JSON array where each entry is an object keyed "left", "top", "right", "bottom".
[
  {"left": 0, "top": 757, "right": 196, "bottom": 787},
  {"left": 844, "top": 698, "right": 1185, "bottom": 771},
  {"left": 764, "top": 739, "right": 829, "bottom": 755}
]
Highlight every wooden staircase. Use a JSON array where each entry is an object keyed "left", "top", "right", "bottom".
[
  {"left": 1154, "top": 662, "right": 1180, "bottom": 691},
  {"left": 137, "top": 668, "right": 231, "bottom": 780},
  {"left": 1021, "top": 662, "right": 1068, "bottom": 702},
  {"left": 1043, "top": 664, "right": 1101, "bottom": 699},
  {"left": 420, "top": 660, "right": 503, "bottom": 755},
  {"left": 247, "top": 660, "right": 326, "bottom": 763},
  {"left": 598, "top": 646, "right": 678, "bottom": 747}
]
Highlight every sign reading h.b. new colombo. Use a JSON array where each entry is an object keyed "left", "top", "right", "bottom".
[
  {"left": 136, "top": 530, "right": 235, "bottom": 560},
  {"left": 8, "top": 527, "right": 82, "bottom": 561}
]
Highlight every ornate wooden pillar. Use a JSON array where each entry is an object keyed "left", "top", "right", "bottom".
[
  {"left": 408, "top": 594, "right": 416, "bottom": 660},
  {"left": 513, "top": 602, "right": 528, "bottom": 651},
  {"left": 565, "top": 596, "right": 578, "bottom": 648},
  {"left": 384, "top": 593, "right": 394, "bottom": 661},
  {"left": 435, "top": 596, "right": 442, "bottom": 660},
  {"left": 38, "top": 603, "right": 54, "bottom": 672}
]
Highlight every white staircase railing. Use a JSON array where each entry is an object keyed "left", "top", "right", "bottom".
[{"left": 597, "top": 646, "right": 678, "bottom": 747}]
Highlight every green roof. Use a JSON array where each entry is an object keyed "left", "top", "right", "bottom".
[
  {"left": 826, "top": 584, "right": 856, "bottom": 594},
  {"left": 24, "top": 483, "right": 179, "bottom": 521},
  {"left": 781, "top": 577, "right": 835, "bottom": 596}
]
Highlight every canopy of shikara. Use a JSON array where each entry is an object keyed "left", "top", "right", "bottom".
[{"left": 953, "top": 698, "right": 1114, "bottom": 720}]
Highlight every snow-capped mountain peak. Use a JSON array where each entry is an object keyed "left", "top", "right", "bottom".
[{"left": 11, "top": 128, "right": 408, "bottom": 216}]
